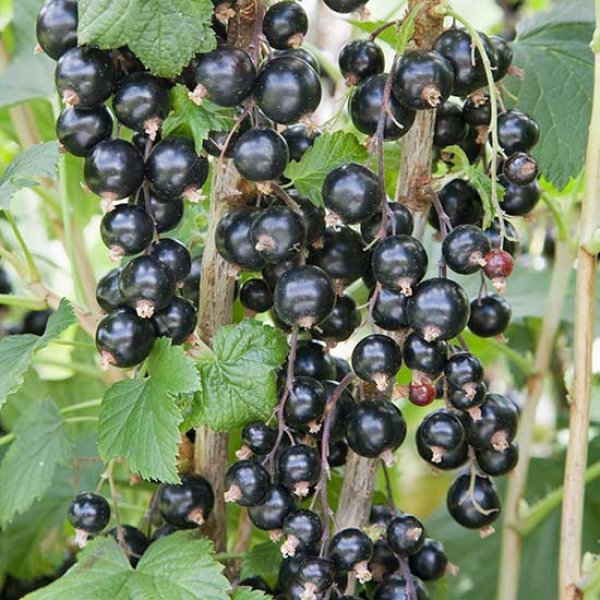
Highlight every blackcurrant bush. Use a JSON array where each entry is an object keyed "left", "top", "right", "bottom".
[
  {"left": 429, "top": 179, "right": 482, "bottom": 230},
  {"left": 351, "top": 334, "right": 402, "bottom": 390},
  {"left": 339, "top": 39, "right": 385, "bottom": 85},
  {"left": 490, "top": 35, "right": 514, "bottom": 81},
  {"left": 277, "top": 444, "right": 321, "bottom": 497},
  {"left": 371, "top": 287, "right": 409, "bottom": 331},
  {"left": 240, "top": 421, "right": 277, "bottom": 457},
  {"left": 233, "top": 127, "right": 289, "bottom": 181},
  {"left": 150, "top": 238, "right": 192, "bottom": 283},
  {"left": 107, "top": 525, "right": 148, "bottom": 567},
  {"left": 464, "top": 393, "right": 519, "bottom": 450},
  {"left": 407, "top": 278, "right": 470, "bottom": 342},
  {"left": 96, "top": 307, "right": 155, "bottom": 368},
  {"left": 56, "top": 105, "right": 113, "bottom": 157},
  {"left": 152, "top": 297, "right": 197, "bottom": 345},
  {"left": 36, "top": 0, "right": 78, "bottom": 60},
  {"left": 416, "top": 410, "right": 466, "bottom": 466},
  {"left": 375, "top": 574, "right": 430, "bottom": 600},
  {"left": 96, "top": 268, "right": 125, "bottom": 312},
  {"left": 361, "top": 201, "right": 414, "bottom": 244},
  {"left": 225, "top": 460, "right": 271, "bottom": 506},
  {"left": 468, "top": 294, "right": 512, "bottom": 337},
  {"left": 323, "top": 0, "right": 368, "bottom": 13},
  {"left": 497, "top": 109, "right": 540, "bottom": 154},
  {"left": 444, "top": 352, "right": 484, "bottom": 388},
  {"left": 145, "top": 190, "right": 184, "bottom": 233},
  {"left": 434, "top": 102, "right": 467, "bottom": 148},
  {"left": 500, "top": 177, "right": 541, "bottom": 216},
  {"left": 100, "top": 204, "right": 155, "bottom": 259},
  {"left": 403, "top": 333, "right": 447, "bottom": 378},
  {"left": 263, "top": 1, "right": 308, "bottom": 50},
  {"left": 484, "top": 218, "right": 520, "bottom": 257},
  {"left": 84, "top": 139, "right": 144, "bottom": 201},
  {"left": 462, "top": 95, "right": 492, "bottom": 127},
  {"left": 282, "top": 124, "right": 321, "bottom": 162},
  {"left": 181, "top": 254, "right": 202, "bottom": 308},
  {"left": 240, "top": 278, "right": 274, "bottom": 313},
  {"left": 68, "top": 492, "right": 110, "bottom": 544},
  {"left": 386, "top": 514, "right": 425, "bottom": 556},
  {"left": 441, "top": 224, "right": 491, "bottom": 275},
  {"left": 289, "top": 190, "right": 326, "bottom": 244},
  {"left": 447, "top": 381, "right": 487, "bottom": 412},
  {"left": 409, "top": 539, "right": 448, "bottom": 581},
  {"left": 251, "top": 205, "right": 306, "bottom": 263},
  {"left": 297, "top": 557, "right": 336, "bottom": 594},
  {"left": 282, "top": 509, "right": 323, "bottom": 555},
  {"left": 447, "top": 474, "right": 501, "bottom": 530},
  {"left": 284, "top": 376, "right": 326, "bottom": 432},
  {"left": 194, "top": 47, "right": 256, "bottom": 107},
  {"left": 476, "top": 441, "right": 519, "bottom": 476},
  {"left": 158, "top": 473, "right": 215, "bottom": 528},
  {"left": 312, "top": 294, "right": 360, "bottom": 343},
  {"left": 293, "top": 339, "right": 337, "bottom": 380},
  {"left": 503, "top": 152, "right": 539, "bottom": 186}
]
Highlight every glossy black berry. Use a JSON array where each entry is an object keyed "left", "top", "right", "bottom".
[
  {"left": 339, "top": 39, "right": 385, "bottom": 85},
  {"left": 240, "top": 278, "right": 273, "bottom": 313},
  {"left": 254, "top": 56, "right": 321, "bottom": 124},
  {"left": 369, "top": 539, "right": 400, "bottom": 582},
  {"left": 313, "top": 294, "right": 360, "bottom": 343},
  {"left": 500, "top": 177, "right": 540, "bottom": 216},
  {"left": 55, "top": 47, "right": 117, "bottom": 108},
  {"left": 287, "top": 191, "right": 326, "bottom": 245},
  {"left": 284, "top": 377, "right": 326, "bottom": 432},
  {"left": 465, "top": 393, "right": 519, "bottom": 450},
  {"left": 158, "top": 473, "right": 215, "bottom": 528},
  {"left": 444, "top": 352, "right": 484, "bottom": 389},
  {"left": 442, "top": 224, "right": 491, "bottom": 275},
  {"left": 409, "top": 539, "right": 448, "bottom": 581},
  {"left": 216, "top": 208, "right": 265, "bottom": 270},
  {"left": 56, "top": 105, "right": 113, "bottom": 157},
  {"left": 96, "top": 268, "right": 124, "bottom": 312},
  {"left": 240, "top": 422, "right": 277, "bottom": 457},
  {"left": 119, "top": 255, "right": 176, "bottom": 318},
  {"left": 146, "top": 137, "right": 209, "bottom": 198},
  {"left": 370, "top": 504, "right": 395, "bottom": 527},
  {"left": 113, "top": 73, "right": 171, "bottom": 135},
  {"left": 323, "top": 164, "right": 380, "bottom": 224},
  {"left": 100, "top": 204, "right": 154, "bottom": 258},
  {"left": 447, "top": 474, "right": 501, "bottom": 529},
  {"left": 375, "top": 574, "right": 430, "bottom": 600},
  {"left": 403, "top": 333, "right": 447, "bottom": 378},
  {"left": 145, "top": 190, "right": 184, "bottom": 233},
  {"left": 392, "top": 49, "right": 454, "bottom": 110},
  {"left": 429, "top": 179, "right": 482, "bottom": 230},
  {"left": 333, "top": 357, "right": 353, "bottom": 383},
  {"left": 386, "top": 514, "right": 425, "bottom": 556},
  {"left": 352, "top": 334, "right": 402, "bottom": 390},
  {"left": 107, "top": 525, "right": 148, "bottom": 567},
  {"left": 68, "top": 492, "right": 110, "bottom": 535},
  {"left": 462, "top": 95, "right": 492, "bottom": 126},
  {"left": 447, "top": 381, "right": 487, "bottom": 412},
  {"left": 349, "top": 74, "right": 415, "bottom": 140},
  {"left": 276, "top": 444, "right": 321, "bottom": 496},
  {"left": 361, "top": 202, "right": 414, "bottom": 244},
  {"left": 194, "top": 47, "right": 256, "bottom": 107},
  {"left": 274, "top": 264, "right": 336, "bottom": 328},
  {"left": 329, "top": 528, "right": 374, "bottom": 574},
  {"left": 468, "top": 294, "right": 512, "bottom": 338},
  {"left": 497, "top": 109, "right": 540, "bottom": 154},
  {"left": 233, "top": 128, "right": 289, "bottom": 182},
  {"left": 278, "top": 551, "right": 311, "bottom": 589},
  {"left": 484, "top": 218, "right": 520, "bottom": 257},
  {"left": 323, "top": 380, "right": 357, "bottom": 440},
  {"left": 407, "top": 278, "right": 470, "bottom": 342},
  {"left": 490, "top": 35, "right": 513, "bottom": 81},
  {"left": 150, "top": 238, "right": 192, "bottom": 283},
  {"left": 282, "top": 509, "right": 323, "bottom": 554},
  {"left": 346, "top": 398, "right": 406, "bottom": 459},
  {"left": 434, "top": 102, "right": 467, "bottom": 148},
  {"left": 476, "top": 441, "right": 519, "bottom": 476},
  {"left": 239, "top": 576, "right": 273, "bottom": 594},
  {"left": 251, "top": 206, "right": 306, "bottom": 263},
  {"left": 371, "top": 287, "right": 409, "bottom": 331},
  {"left": 181, "top": 255, "right": 202, "bottom": 308},
  {"left": 274, "top": 47, "right": 321, "bottom": 75},
  {"left": 323, "top": 0, "right": 368, "bottom": 13},
  {"left": 152, "top": 297, "right": 197, "bottom": 345},
  {"left": 22, "top": 309, "right": 52, "bottom": 336},
  {"left": 84, "top": 140, "right": 144, "bottom": 201},
  {"left": 263, "top": 1, "right": 308, "bottom": 50},
  {"left": 327, "top": 439, "right": 349, "bottom": 467},
  {"left": 225, "top": 460, "right": 271, "bottom": 506},
  {"left": 96, "top": 307, "right": 155, "bottom": 368},
  {"left": 503, "top": 152, "right": 539, "bottom": 186},
  {"left": 36, "top": 0, "right": 78, "bottom": 60},
  {"left": 293, "top": 339, "right": 337, "bottom": 380},
  {"left": 297, "top": 557, "right": 336, "bottom": 593},
  {"left": 416, "top": 410, "right": 466, "bottom": 466},
  {"left": 372, "top": 235, "right": 428, "bottom": 295},
  {"left": 282, "top": 125, "right": 320, "bottom": 162}
]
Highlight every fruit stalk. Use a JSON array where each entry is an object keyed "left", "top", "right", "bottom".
[{"left": 559, "top": 3, "right": 600, "bottom": 597}]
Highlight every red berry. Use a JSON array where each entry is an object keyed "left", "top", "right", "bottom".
[
  {"left": 483, "top": 249, "right": 514, "bottom": 293},
  {"left": 409, "top": 382, "right": 436, "bottom": 407}
]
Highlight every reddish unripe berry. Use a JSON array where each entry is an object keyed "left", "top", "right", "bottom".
[
  {"left": 483, "top": 249, "right": 514, "bottom": 293},
  {"left": 409, "top": 382, "right": 437, "bottom": 407}
]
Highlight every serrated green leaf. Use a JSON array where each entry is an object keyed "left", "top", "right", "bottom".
[
  {"left": 232, "top": 588, "right": 272, "bottom": 600},
  {"left": 240, "top": 541, "right": 283, "bottom": 585},
  {"left": 0, "top": 142, "right": 60, "bottom": 208},
  {"left": 163, "top": 84, "right": 237, "bottom": 154},
  {"left": 0, "top": 399, "right": 72, "bottom": 526},
  {"left": 97, "top": 338, "right": 200, "bottom": 482},
  {"left": 283, "top": 132, "right": 368, "bottom": 206},
  {"left": 506, "top": 1, "right": 594, "bottom": 189},
  {"left": 348, "top": 19, "right": 398, "bottom": 48},
  {"left": 195, "top": 320, "right": 288, "bottom": 431},
  {"left": 78, "top": 0, "right": 216, "bottom": 78}
]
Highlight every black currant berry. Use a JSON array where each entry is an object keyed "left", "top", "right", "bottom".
[
  {"left": 372, "top": 287, "right": 409, "bottom": 331},
  {"left": 369, "top": 538, "right": 400, "bottom": 583},
  {"left": 444, "top": 352, "right": 484, "bottom": 389},
  {"left": 289, "top": 191, "right": 326, "bottom": 245},
  {"left": 476, "top": 441, "right": 519, "bottom": 476},
  {"left": 96, "top": 268, "right": 124, "bottom": 312},
  {"left": 333, "top": 357, "right": 352, "bottom": 382},
  {"left": 346, "top": 398, "right": 406, "bottom": 460},
  {"left": 216, "top": 207, "right": 265, "bottom": 271},
  {"left": 447, "top": 381, "right": 487, "bottom": 412},
  {"left": 152, "top": 297, "right": 197, "bottom": 345},
  {"left": 468, "top": 294, "right": 512, "bottom": 338},
  {"left": 276, "top": 444, "right": 321, "bottom": 497},
  {"left": 107, "top": 525, "right": 148, "bottom": 567},
  {"left": 339, "top": 39, "right": 385, "bottom": 85},
  {"left": 225, "top": 460, "right": 271, "bottom": 506},
  {"left": 371, "top": 235, "right": 428, "bottom": 295},
  {"left": 284, "top": 377, "right": 326, "bottom": 432},
  {"left": 119, "top": 255, "right": 176, "bottom": 318},
  {"left": 293, "top": 339, "right": 337, "bottom": 380},
  {"left": 158, "top": 473, "right": 215, "bottom": 528},
  {"left": 96, "top": 307, "right": 155, "bottom": 368},
  {"left": 282, "top": 510, "right": 323, "bottom": 556},
  {"left": 313, "top": 294, "right": 360, "bottom": 343},
  {"left": 442, "top": 224, "right": 491, "bottom": 275},
  {"left": 68, "top": 492, "right": 110, "bottom": 545},
  {"left": 409, "top": 539, "right": 448, "bottom": 581},
  {"left": 100, "top": 204, "right": 155, "bottom": 259},
  {"left": 484, "top": 218, "right": 520, "bottom": 257},
  {"left": 429, "top": 179, "right": 482, "bottom": 230},
  {"left": 254, "top": 56, "right": 321, "bottom": 124},
  {"left": 274, "top": 47, "right": 322, "bottom": 74},
  {"left": 323, "top": 163, "right": 380, "bottom": 224},
  {"left": 392, "top": 49, "right": 455, "bottom": 110},
  {"left": 409, "top": 382, "right": 437, "bottom": 407},
  {"left": 248, "top": 484, "right": 295, "bottom": 532},
  {"left": 239, "top": 576, "right": 273, "bottom": 594},
  {"left": 500, "top": 177, "right": 540, "bottom": 216},
  {"left": 375, "top": 574, "right": 430, "bottom": 600},
  {"left": 407, "top": 278, "right": 470, "bottom": 342},
  {"left": 113, "top": 73, "right": 171, "bottom": 136},
  {"left": 55, "top": 47, "right": 117, "bottom": 108},
  {"left": 263, "top": 1, "right": 308, "bottom": 50},
  {"left": 403, "top": 333, "right": 447, "bottom": 378},
  {"left": 323, "top": 380, "right": 357, "bottom": 440},
  {"left": 297, "top": 557, "right": 336, "bottom": 594},
  {"left": 327, "top": 439, "right": 349, "bottom": 467},
  {"left": 251, "top": 205, "right": 306, "bottom": 263},
  {"left": 462, "top": 95, "right": 492, "bottom": 127},
  {"left": 323, "top": 0, "right": 368, "bottom": 13},
  {"left": 329, "top": 528, "right": 374, "bottom": 582},
  {"left": 464, "top": 393, "right": 519, "bottom": 450},
  {"left": 145, "top": 191, "right": 184, "bottom": 233},
  {"left": 84, "top": 140, "right": 144, "bottom": 202},
  {"left": 181, "top": 255, "right": 202, "bottom": 308},
  {"left": 361, "top": 202, "right": 414, "bottom": 244},
  {"left": 490, "top": 35, "right": 513, "bottom": 81},
  {"left": 447, "top": 474, "right": 501, "bottom": 530},
  {"left": 282, "top": 125, "right": 321, "bottom": 162},
  {"left": 497, "top": 109, "right": 540, "bottom": 154},
  {"left": 386, "top": 514, "right": 425, "bottom": 556},
  {"left": 56, "top": 105, "right": 113, "bottom": 157},
  {"left": 274, "top": 264, "right": 336, "bottom": 328},
  {"left": 240, "top": 278, "right": 273, "bottom": 313},
  {"left": 370, "top": 504, "right": 395, "bottom": 527},
  {"left": 349, "top": 74, "right": 415, "bottom": 140},
  {"left": 146, "top": 137, "right": 209, "bottom": 199},
  {"left": 150, "top": 238, "right": 192, "bottom": 283},
  {"left": 22, "top": 309, "right": 52, "bottom": 335},
  {"left": 36, "top": 0, "right": 78, "bottom": 60},
  {"left": 240, "top": 422, "right": 277, "bottom": 457},
  {"left": 434, "top": 102, "right": 467, "bottom": 148},
  {"left": 193, "top": 47, "right": 256, "bottom": 107},
  {"left": 503, "top": 152, "right": 539, "bottom": 186},
  {"left": 416, "top": 410, "right": 466, "bottom": 466},
  {"left": 351, "top": 334, "right": 402, "bottom": 390},
  {"left": 234, "top": 127, "right": 290, "bottom": 181}
]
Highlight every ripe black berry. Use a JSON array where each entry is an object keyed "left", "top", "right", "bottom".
[
  {"left": 386, "top": 514, "right": 425, "bottom": 555},
  {"left": 429, "top": 179, "right": 482, "bottom": 230},
  {"left": 375, "top": 574, "right": 430, "bottom": 600},
  {"left": 407, "top": 278, "right": 470, "bottom": 342},
  {"left": 442, "top": 224, "right": 491, "bottom": 275},
  {"left": 68, "top": 492, "right": 110, "bottom": 545},
  {"left": 444, "top": 352, "right": 484, "bottom": 389},
  {"left": 251, "top": 205, "right": 306, "bottom": 263},
  {"left": 403, "top": 333, "right": 447, "bottom": 378},
  {"left": 313, "top": 294, "right": 360, "bottom": 343},
  {"left": 248, "top": 484, "right": 295, "bottom": 532},
  {"left": 351, "top": 334, "right": 402, "bottom": 390},
  {"left": 468, "top": 294, "right": 512, "bottom": 338},
  {"left": 150, "top": 238, "right": 192, "bottom": 283},
  {"left": 96, "top": 268, "right": 124, "bottom": 312},
  {"left": 281, "top": 125, "right": 320, "bottom": 162},
  {"left": 416, "top": 410, "right": 466, "bottom": 467},
  {"left": 293, "top": 339, "right": 337, "bottom": 381},
  {"left": 500, "top": 177, "right": 541, "bottom": 216},
  {"left": 100, "top": 204, "right": 155, "bottom": 259},
  {"left": 434, "top": 102, "right": 467, "bottom": 148},
  {"left": 464, "top": 393, "right": 519, "bottom": 450},
  {"left": 181, "top": 255, "right": 202, "bottom": 308},
  {"left": 409, "top": 539, "right": 448, "bottom": 581},
  {"left": 158, "top": 473, "right": 215, "bottom": 528},
  {"left": 263, "top": 1, "right": 308, "bottom": 50},
  {"left": 119, "top": 255, "right": 176, "bottom": 318},
  {"left": 84, "top": 139, "right": 144, "bottom": 201},
  {"left": 447, "top": 474, "right": 501, "bottom": 530},
  {"left": 234, "top": 127, "right": 290, "bottom": 181},
  {"left": 274, "top": 47, "right": 321, "bottom": 74},
  {"left": 276, "top": 444, "right": 321, "bottom": 497},
  {"left": 216, "top": 207, "right": 265, "bottom": 270},
  {"left": 284, "top": 377, "right": 326, "bottom": 432},
  {"left": 361, "top": 201, "right": 414, "bottom": 244},
  {"left": 327, "top": 439, "right": 349, "bottom": 467},
  {"left": 107, "top": 525, "right": 148, "bottom": 567},
  {"left": 447, "top": 381, "right": 487, "bottom": 412},
  {"left": 476, "top": 441, "right": 519, "bottom": 476},
  {"left": 497, "top": 109, "right": 540, "bottom": 154},
  {"left": 56, "top": 105, "right": 113, "bottom": 157},
  {"left": 372, "top": 287, "right": 409, "bottom": 331},
  {"left": 282, "top": 509, "right": 323, "bottom": 556},
  {"left": 36, "top": 0, "right": 78, "bottom": 60},
  {"left": 490, "top": 35, "right": 514, "bottom": 81},
  {"left": 462, "top": 95, "right": 492, "bottom": 127},
  {"left": 96, "top": 307, "right": 155, "bottom": 368},
  {"left": 145, "top": 191, "right": 184, "bottom": 233},
  {"left": 239, "top": 576, "right": 273, "bottom": 594},
  {"left": 503, "top": 152, "right": 539, "bottom": 186},
  {"left": 323, "top": 0, "right": 368, "bottom": 13},
  {"left": 240, "top": 422, "right": 277, "bottom": 457},
  {"left": 289, "top": 191, "right": 326, "bottom": 245},
  {"left": 323, "top": 380, "right": 357, "bottom": 440},
  {"left": 297, "top": 557, "right": 336, "bottom": 594},
  {"left": 484, "top": 218, "right": 520, "bottom": 257},
  {"left": 339, "top": 39, "right": 385, "bottom": 85},
  {"left": 225, "top": 460, "right": 271, "bottom": 506},
  {"left": 194, "top": 47, "right": 256, "bottom": 107},
  {"left": 329, "top": 528, "right": 373, "bottom": 583},
  {"left": 152, "top": 297, "right": 197, "bottom": 345},
  {"left": 370, "top": 504, "right": 395, "bottom": 527},
  {"left": 240, "top": 278, "right": 274, "bottom": 313}
]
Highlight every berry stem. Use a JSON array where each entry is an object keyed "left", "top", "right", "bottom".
[
  {"left": 3, "top": 210, "right": 40, "bottom": 283},
  {"left": 399, "top": 555, "right": 418, "bottom": 600},
  {"left": 381, "top": 461, "right": 398, "bottom": 512},
  {"left": 0, "top": 294, "right": 47, "bottom": 310}
]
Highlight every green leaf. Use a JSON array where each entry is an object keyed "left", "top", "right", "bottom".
[
  {"left": 507, "top": 0, "right": 594, "bottom": 189},
  {"left": 283, "top": 132, "right": 368, "bottom": 206},
  {"left": 195, "top": 320, "right": 288, "bottom": 431},
  {"left": 0, "top": 399, "right": 72, "bottom": 526},
  {"left": 232, "top": 589, "right": 272, "bottom": 600},
  {"left": 348, "top": 19, "right": 397, "bottom": 48},
  {"left": 0, "top": 142, "right": 60, "bottom": 208},
  {"left": 97, "top": 338, "right": 200, "bottom": 482},
  {"left": 0, "top": 298, "right": 76, "bottom": 409},
  {"left": 24, "top": 532, "right": 231, "bottom": 600},
  {"left": 162, "top": 84, "right": 237, "bottom": 154},
  {"left": 77, "top": 0, "right": 216, "bottom": 78},
  {"left": 240, "top": 541, "right": 282, "bottom": 586}
]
